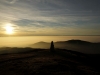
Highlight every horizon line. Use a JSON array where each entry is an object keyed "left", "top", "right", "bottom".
[{"left": 0, "top": 35, "right": 100, "bottom": 37}]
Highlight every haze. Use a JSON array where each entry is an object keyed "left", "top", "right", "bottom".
[{"left": 0, "top": 36, "right": 100, "bottom": 47}]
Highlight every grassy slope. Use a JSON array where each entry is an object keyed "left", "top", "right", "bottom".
[{"left": 0, "top": 48, "right": 100, "bottom": 75}]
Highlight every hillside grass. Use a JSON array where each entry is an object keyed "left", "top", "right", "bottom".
[{"left": 0, "top": 48, "right": 100, "bottom": 75}]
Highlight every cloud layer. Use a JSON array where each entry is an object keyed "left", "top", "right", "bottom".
[{"left": 0, "top": 0, "right": 100, "bottom": 36}]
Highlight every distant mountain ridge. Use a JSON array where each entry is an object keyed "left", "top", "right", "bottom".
[
  {"left": 30, "top": 39, "right": 100, "bottom": 48},
  {"left": 30, "top": 39, "right": 100, "bottom": 54},
  {"left": 31, "top": 40, "right": 92, "bottom": 48},
  {"left": 56, "top": 39, "right": 92, "bottom": 45},
  {"left": 30, "top": 41, "right": 50, "bottom": 48},
  {"left": 66, "top": 40, "right": 91, "bottom": 44}
]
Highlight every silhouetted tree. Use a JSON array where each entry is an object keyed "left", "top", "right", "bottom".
[{"left": 50, "top": 41, "right": 55, "bottom": 52}]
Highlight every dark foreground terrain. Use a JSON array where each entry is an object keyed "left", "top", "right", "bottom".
[{"left": 0, "top": 48, "right": 100, "bottom": 75}]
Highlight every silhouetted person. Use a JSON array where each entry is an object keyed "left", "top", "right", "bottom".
[{"left": 50, "top": 41, "right": 55, "bottom": 52}]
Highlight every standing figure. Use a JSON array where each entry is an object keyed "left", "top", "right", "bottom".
[{"left": 50, "top": 41, "right": 55, "bottom": 52}]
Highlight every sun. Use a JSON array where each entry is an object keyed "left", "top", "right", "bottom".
[{"left": 4, "top": 23, "right": 14, "bottom": 35}]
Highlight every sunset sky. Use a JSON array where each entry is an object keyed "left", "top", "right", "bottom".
[{"left": 0, "top": 0, "right": 100, "bottom": 36}]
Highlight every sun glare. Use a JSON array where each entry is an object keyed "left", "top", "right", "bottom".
[{"left": 4, "top": 23, "right": 14, "bottom": 35}]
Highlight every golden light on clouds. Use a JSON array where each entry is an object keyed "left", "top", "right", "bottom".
[{"left": 4, "top": 23, "right": 14, "bottom": 35}]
